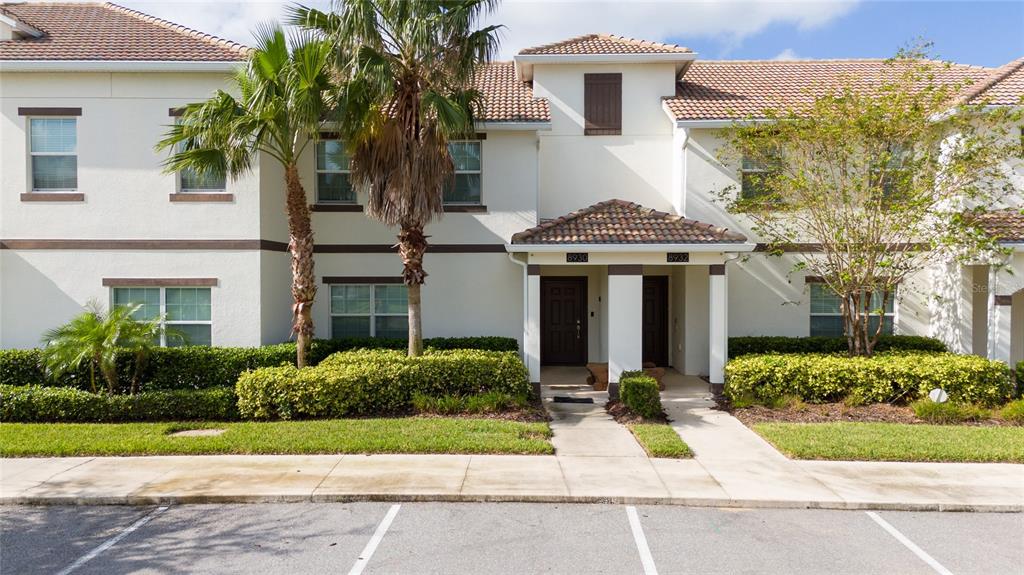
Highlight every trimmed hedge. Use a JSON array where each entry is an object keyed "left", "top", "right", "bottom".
[
  {"left": 0, "top": 336, "right": 519, "bottom": 392},
  {"left": 619, "top": 371, "right": 663, "bottom": 419},
  {"left": 0, "top": 385, "right": 238, "bottom": 423},
  {"left": 1017, "top": 361, "right": 1024, "bottom": 387},
  {"left": 725, "top": 352, "right": 1014, "bottom": 407},
  {"left": 728, "top": 335, "right": 947, "bottom": 358},
  {"left": 236, "top": 349, "right": 529, "bottom": 420}
]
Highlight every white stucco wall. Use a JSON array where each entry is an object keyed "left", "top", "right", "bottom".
[
  {"left": 532, "top": 63, "right": 677, "bottom": 218},
  {"left": 0, "top": 249, "right": 263, "bottom": 349}
]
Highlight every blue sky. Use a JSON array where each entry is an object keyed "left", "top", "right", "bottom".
[
  {"left": 687, "top": 1, "right": 1024, "bottom": 66},
  {"left": 87, "top": 1, "right": 1024, "bottom": 67}
]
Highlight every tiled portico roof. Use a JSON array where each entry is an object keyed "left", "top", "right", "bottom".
[
  {"left": 664, "top": 59, "right": 994, "bottom": 121},
  {"left": 474, "top": 62, "right": 550, "bottom": 123},
  {"left": 976, "top": 209, "right": 1024, "bottom": 242},
  {"left": 0, "top": 2, "right": 248, "bottom": 61},
  {"left": 511, "top": 199, "right": 747, "bottom": 245},
  {"left": 960, "top": 57, "right": 1024, "bottom": 106},
  {"left": 519, "top": 34, "right": 691, "bottom": 56}
]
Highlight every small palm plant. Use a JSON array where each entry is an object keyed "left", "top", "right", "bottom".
[{"left": 40, "top": 301, "right": 165, "bottom": 395}]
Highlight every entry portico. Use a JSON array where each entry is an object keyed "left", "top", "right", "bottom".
[{"left": 506, "top": 199, "right": 755, "bottom": 396}]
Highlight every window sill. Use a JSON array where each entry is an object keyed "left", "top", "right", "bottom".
[
  {"left": 169, "top": 193, "right": 234, "bottom": 203},
  {"left": 20, "top": 192, "right": 85, "bottom": 202},
  {"left": 312, "top": 203, "right": 363, "bottom": 212},
  {"left": 443, "top": 205, "right": 487, "bottom": 213}
]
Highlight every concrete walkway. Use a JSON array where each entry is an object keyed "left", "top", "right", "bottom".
[{"left": 1, "top": 368, "right": 1021, "bottom": 510}]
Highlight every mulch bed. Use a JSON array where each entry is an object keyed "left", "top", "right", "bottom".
[
  {"left": 605, "top": 401, "right": 670, "bottom": 424},
  {"left": 729, "top": 402, "right": 1012, "bottom": 427}
]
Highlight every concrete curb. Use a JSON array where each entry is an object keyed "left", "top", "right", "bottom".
[{"left": 3, "top": 494, "right": 1020, "bottom": 512}]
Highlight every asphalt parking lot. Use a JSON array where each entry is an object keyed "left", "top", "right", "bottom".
[{"left": 1, "top": 503, "right": 1021, "bottom": 574}]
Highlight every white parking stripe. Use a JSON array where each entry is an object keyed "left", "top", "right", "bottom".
[
  {"left": 55, "top": 506, "right": 169, "bottom": 575},
  {"left": 866, "top": 511, "right": 954, "bottom": 575},
  {"left": 626, "top": 506, "right": 659, "bottom": 575},
  {"left": 348, "top": 504, "right": 401, "bottom": 575}
]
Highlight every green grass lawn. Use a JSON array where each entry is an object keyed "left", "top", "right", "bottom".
[
  {"left": 0, "top": 418, "right": 554, "bottom": 457},
  {"left": 753, "top": 422, "right": 1024, "bottom": 463},
  {"left": 628, "top": 423, "right": 693, "bottom": 458}
]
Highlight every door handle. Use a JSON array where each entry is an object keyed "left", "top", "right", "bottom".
[{"left": 576, "top": 320, "right": 581, "bottom": 339}]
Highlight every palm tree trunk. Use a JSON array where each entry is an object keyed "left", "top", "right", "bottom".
[
  {"left": 284, "top": 163, "right": 317, "bottom": 368},
  {"left": 398, "top": 223, "right": 428, "bottom": 357}
]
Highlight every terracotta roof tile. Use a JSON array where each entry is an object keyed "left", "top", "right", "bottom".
[
  {"left": 0, "top": 2, "right": 248, "bottom": 61},
  {"left": 519, "top": 33, "right": 691, "bottom": 56},
  {"left": 961, "top": 57, "right": 1024, "bottom": 106},
  {"left": 473, "top": 62, "right": 550, "bottom": 123},
  {"left": 511, "top": 199, "right": 747, "bottom": 245},
  {"left": 976, "top": 209, "right": 1024, "bottom": 242},
  {"left": 665, "top": 59, "right": 993, "bottom": 120}
]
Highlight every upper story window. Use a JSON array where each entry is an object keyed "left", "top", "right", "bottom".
[
  {"left": 809, "top": 283, "right": 894, "bottom": 337},
  {"left": 112, "top": 286, "right": 212, "bottom": 346},
  {"left": 740, "top": 150, "right": 781, "bottom": 200},
  {"left": 584, "top": 73, "right": 622, "bottom": 135},
  {"left": 316, "top": 139, "right": 355, "bottom": 203},
  {"left": 30, "top": 118, "right": 77, "bottom": 191},
  {"left": 444, "top": 141, "right": 482, "bottom": 204}
]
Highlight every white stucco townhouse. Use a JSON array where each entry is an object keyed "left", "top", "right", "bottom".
[{"left": 1, "top": 3, "right": 1021, "bottom": 393}]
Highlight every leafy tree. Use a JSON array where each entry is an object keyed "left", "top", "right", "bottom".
[
  {"left": 157, "top": 26, "right": 336, "bottom": 367},
  {"left": 40, "top": 301, "right": 161, "bottom": 394},
  {"left": 717, "top": 48, "right": 1022, "bottom": 356},
  {"left": 292, "top": 0, "right": 501, "bottom": 356}
]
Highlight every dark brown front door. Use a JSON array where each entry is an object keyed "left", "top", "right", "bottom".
[
  {"left": 541, "top": 277, "right": 587, "bottom": 365},
  {"left": 642, "top": 276, "right": 669, "bottom": 367}
]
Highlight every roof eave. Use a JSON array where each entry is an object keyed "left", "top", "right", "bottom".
[
  {"left": 515, "top": 52, "right": 698, "bottom": 81},
  {"left": 505, "top": 242, "right": 755, "bottom": 253},
  {"left": 0, "top": 60, "right": 244, "bottom": 72}
]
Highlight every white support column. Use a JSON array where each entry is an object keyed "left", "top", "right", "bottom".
[
  {"left": 988, "top": 293, "right": 1013, "bottom": 365},
  {"left": 607, "top": 265, "right": 643, "bottom": 399},
  {"left": 709, "top": 264, "right": 728, "bottom": 394},
  {"left": 526, "top": 265, "right": 542, "bottom": 390}
]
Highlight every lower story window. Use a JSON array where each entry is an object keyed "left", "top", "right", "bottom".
[
  {"left": 112, "top": 287, "right": 212, "bottom": 346},
  {"left": 330, "top": 284, "right": 408, "bottom": 339},
  {"left": 809, "top": 283, "right": 894, "bottom": 337}
]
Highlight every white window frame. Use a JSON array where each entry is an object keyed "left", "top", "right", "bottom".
[
  {"left": 808, "top": 283, "right": 896, "bottom": 337},
  {"left": 315, "top": 138, "right": 355, "bottom": 204},
  {"left": 444, "top": 139, "right": 483, "bottom": 205},
  {"left": 28, "top": 117, "right": 78, "bottom": 192},
  {"left": 329, "top": 283, "right": 408, "bottom": 338},
  {"left": 111, "top": 286, "right": 213, "bottom": 347},
  {"left": 175, "top": 119, "right": 227, "bottom": 194}
]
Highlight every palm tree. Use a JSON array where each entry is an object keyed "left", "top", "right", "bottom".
[
  {"left": 40, "top": 301, "right": 157, "bottom": 394},
  {"left": 156, "top": 26, "right": 336, "bottom": 367},
  {"left": 292, "top": 0, "right": 502, "bottom": 356}
]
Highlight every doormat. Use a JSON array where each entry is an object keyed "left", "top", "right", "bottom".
[{"left": 552, "top": 396, "right": 595, "bottom": 404}]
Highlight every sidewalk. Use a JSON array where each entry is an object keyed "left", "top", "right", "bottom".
[{"left": 3, "top": 371, "right": 1021, "bottom": 510}]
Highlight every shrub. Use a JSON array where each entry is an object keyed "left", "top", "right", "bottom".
[
  {"left": 0, "top": 336, "right": 519, "bottom": 393},
  {"left": 236, "top": 349, "right": 529, "bottom": 420},
  {"left": 912, "top": 400, "right": 990, "bottom": 424},
  {"left": 0, "top": 385, "right": 238, "bottom": 423},
  {"left": 1017, "top": 361, "right": 1023, "bottom": 390},
  {"left": 725, "top": 352, "right": 1014, "bottom": 407},
  {"left": 728, "top": 335, "right": 946, "bottom": 358},
  {"left": 619, "top": 371, "right": 663, "bottom": 419},
  {"left": 999, "top": 399, "right": 1024, "bottom": 424},
  {"left": 411, "top": 391, "right": 528, "bottom": 415}
]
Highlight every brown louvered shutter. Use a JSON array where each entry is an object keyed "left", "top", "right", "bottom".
[{"left": 584, "top": 73, "right": 622, "bottom": 135}]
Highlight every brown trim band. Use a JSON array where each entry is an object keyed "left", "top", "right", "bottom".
[
  {"left": 527, "top": 264, "right": 541, "bottom": 276},
  {"left": 709, "top": 264, "right": 726, "bottom": 276},
  {"left": 443, "top": 205, "right": 488, "bottom": 213},
  {"left": 0, "top": 239, "right": 505, "bottom": 254},
  {"left": 1, "top": 239, "right": 264, "bottom": 250},
  {"left": 311, "top": 203, "right": 363, "bottom": 212},
  {"left": 322, "top": 276, "right": 403, "bottom": 284},
  {"left": 804, "top": 275, "right": 824, "bottom": 284},
  {"left": 20, "top": 192, "right": 84, "bottom": 202},
  {"left": 995, "top": 295, "right": 1013, "bottom": 306},
  {"left": 169, "top": 107, "right": 184, "bottom": 117},
  {"left": 18, "top": 107, "right": 82, "bottom": 116},
  {"left": 169, "top": 193, "right": 234, "bottom": 203},
  {"left": 608, "top": 264, "right": 643, "bottom": 276},
  {"left": 754, "top": 242, "right": 929, "bottom": 253},
  {"left": 103, "top": 278, "right": 218, "bottom": 287}
]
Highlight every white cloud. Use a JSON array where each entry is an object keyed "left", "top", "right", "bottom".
[
  {"left": 773, "top": 48, "right": 800, "bottom": 60},
  {"left": 62, "top": 0, "right": 859, "bottom": 59}
]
